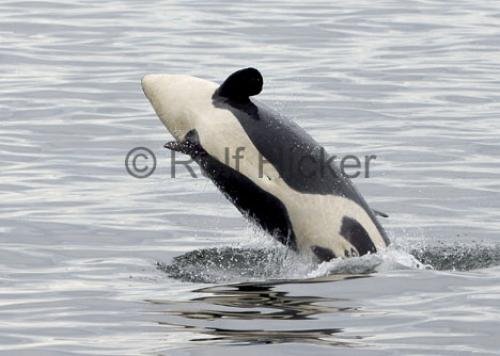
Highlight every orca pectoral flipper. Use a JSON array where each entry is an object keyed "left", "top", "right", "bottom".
[
  {"left": 164, "top": 140, "right": 194, "bottom": 154},
  {"left": 164, "top": 129, "right": 202, "bottom": 155}
]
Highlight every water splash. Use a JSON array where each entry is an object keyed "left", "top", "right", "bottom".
[
  {"left": 158, "top": 240, "right": 500, "bottom": 283},
  {"left": 156, "top": 245, "right": 313, "bottom": 283},
  {"left": 410, "top": 241, "right": 500, "bottom": 271}
]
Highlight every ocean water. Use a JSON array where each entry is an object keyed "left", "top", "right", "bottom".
[{"left": 1, "top": 0, "right": 500, "bottom": 354}]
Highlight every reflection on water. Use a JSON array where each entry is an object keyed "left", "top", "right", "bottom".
[
  {"left": 150, "top": 278, "right": 366, "bottom": 346},
  {"left": 183, "top": 326, "right": 350, "bottom": 346}
]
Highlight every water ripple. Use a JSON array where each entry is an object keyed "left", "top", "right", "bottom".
[{"left": 2, "top": 0, "right": 500, "bottom": 354}]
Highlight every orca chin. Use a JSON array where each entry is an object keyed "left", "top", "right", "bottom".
[{"left": 142, "top": 67, "right": 390, "bottom": 262}]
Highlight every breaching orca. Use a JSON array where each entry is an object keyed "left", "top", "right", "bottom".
[{"left": 141, "top": 68, "right": 390, "bottom": 261}]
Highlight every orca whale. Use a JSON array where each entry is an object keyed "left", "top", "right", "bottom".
[{"left": 142, "top": 68, "right": 390, "bottom": 261}]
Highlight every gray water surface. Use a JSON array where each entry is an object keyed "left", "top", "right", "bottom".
[{"left": 2, "top": 0, "right": 500, "bottom": 354}]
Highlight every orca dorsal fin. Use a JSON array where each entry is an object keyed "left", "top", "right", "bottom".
[{"left": 216, "top": 67, "right": 263, "bottom": 102}]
